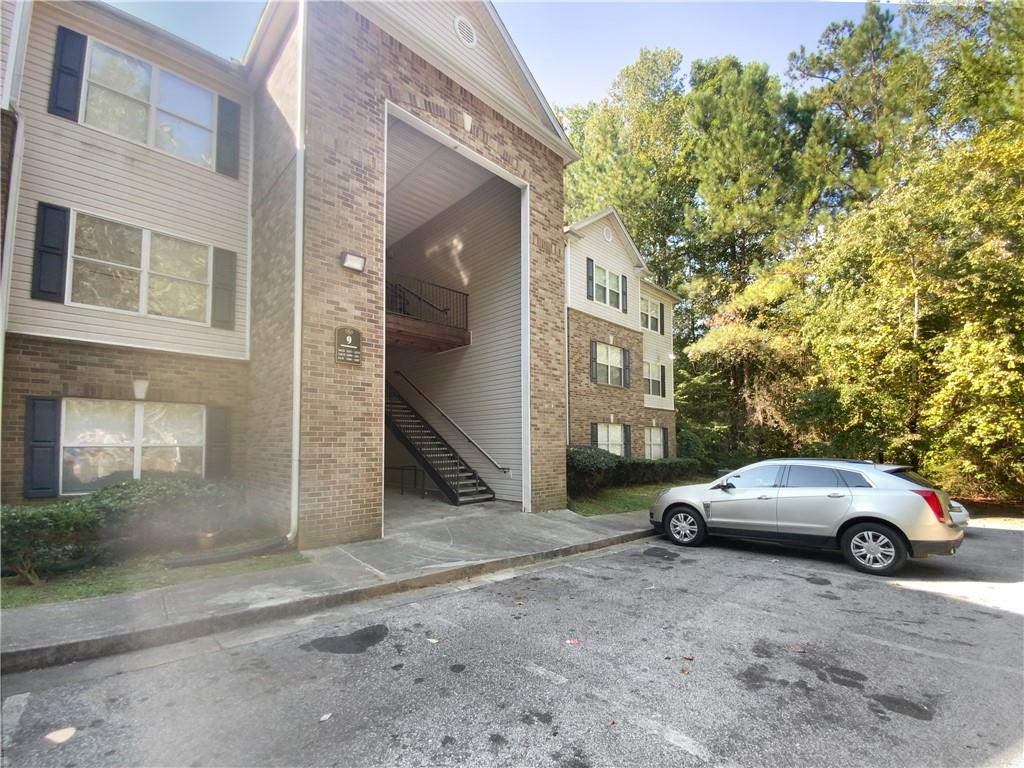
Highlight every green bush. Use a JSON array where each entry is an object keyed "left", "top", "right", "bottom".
[
  {"left": 567, "top": 446, "right": 701, "bottom": 497},
  {"left": 1, "top": 502, "right": 102, "bottom": 584}
]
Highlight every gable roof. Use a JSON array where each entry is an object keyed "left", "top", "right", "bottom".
[
  {"left": 565, "top": 207, "right": 683, "bottom": 304},
  {"left": 245, "top": 1, "right": 577, "bottom": 165},
  {"left": 565, "top": 207, "right": 645, "bottom": 270}
]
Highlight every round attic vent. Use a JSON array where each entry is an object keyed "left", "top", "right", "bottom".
[
  {"left": 453, "top": 15, "right": 478, "bottom": 49},
  {"left": 603, "top": 226, "right": 614, "bottom": 242}
]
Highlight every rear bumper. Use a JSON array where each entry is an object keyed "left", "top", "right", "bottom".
[{"left": 910, "top": 531, "right": 964, "bottom": 557}]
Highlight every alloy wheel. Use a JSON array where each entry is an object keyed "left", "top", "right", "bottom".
[{"left": 850, "top": 530, "right": 896, "bottom": 569}]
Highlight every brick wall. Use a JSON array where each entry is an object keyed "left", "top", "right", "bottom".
[
  {"left": 295, "top": 4, "right": 567, "bottom": 546},
  {"left": 1, "top": 334, "right": 249, "bottom": 501},
  {"left": 567, "top": 308, "right": 676, "bottom": 458},
  {"left": 246, "top": 17, "right": 301, "bottom": 532}
]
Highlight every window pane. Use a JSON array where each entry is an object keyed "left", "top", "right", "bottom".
[
  {"left": 644, "top": 379, "right": 652, "bottom": 395},
  {"left": 157, "top": 71, "right": 213, "bottom": 127},
  {"left": 89, "top": 43, "right": 151, "bottom": 100},
  {"left": 609, "top": 289, "right": 620, "bottom": 309},
  {"left": 609, "top": 366, "right": 622, "bottom": 386},
  {"left": 147, "top": 275, "right": 207, "bottom": 322},
  {"left": 595, "top": 267, "right": 606, "bottom": 287},
  {"left": 143, "top": 403, "right": 204, "bottom": 445},
  {"left": 64, "top": 399, "right": 135, "bottom": 444},
  {"left": 596, "top": 344, "right": 608, "bottom": 364},
  {"left": 641, "top": 297, "right": 648, "bottom": 313},
  {"left": 141, "top": 446, "right": 203, "bottom": 477},
  {"left": 608, "top": 347, "right": 622, "bottom": 367},
  {"left": 63, "top": 447, "right": 134, "bottom": 493},
  {"left": 84, "top": 84, "right": 149, "bottom": 142},
  {"left": 598, "top": 424, "right": 608, "bottom": 442},
  {"left": 156, "top": 111, "right": 213, "bottom": 166},
  {"left": 838, "top": 469, "right": 872, "bottom": 488},
  {"left": 786, "top": 465, "right": 841, "bottom": 488},
  {"left": 71, "top": 258, "right": 141, "bottom": 311},
  {"left": 75, "top": 213, "right": 142, "bottom": 267},
  {"left": 150, "top": 234, "right": 208, "bottom": 281},
  {"left": 595, "top": 284, "right": 606, "bottom": 303},
  {"left": 596, "top": 363, "right": 608, "bottom": 383},
  {"left": 730, "top": 466, "right": 780, "bottom": 489}
]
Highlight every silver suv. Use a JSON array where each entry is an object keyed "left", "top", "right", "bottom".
[{"left": 649, "top": 459, "right": 968, "bottom": 575}]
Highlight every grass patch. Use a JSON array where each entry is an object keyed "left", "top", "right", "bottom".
[
  {"left": 569, "top": 482, "right": 695, "bottom": 516},
  {"left": 1, "top": 549, "right": 308, "bottom": 610}
]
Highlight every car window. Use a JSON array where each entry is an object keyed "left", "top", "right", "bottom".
[
  {"left": 785, "top": 465, "right": 841, "bottom": 488},
  {"left": 837, "top": 469, "right": 872, "bottom": 488},
  {"left": 885, "top": 468, "right": 939, "bottom": 489},
  {"left": 729, "top": 466, "right": 780, "bottom": 488}
]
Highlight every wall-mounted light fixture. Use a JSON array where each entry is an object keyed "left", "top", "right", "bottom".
[
  {"left": 132, "top": 375, "right": 150, "bottom": 400},
  {"left": 341, "top": 251, "right": 366, "bottom": 272}
]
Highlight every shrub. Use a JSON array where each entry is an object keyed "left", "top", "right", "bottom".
[
  {"left": 567, "top": 446, "right": 701, "bottom": 497},
  {"left": 1, "top": 502, "right": 102, "bottom": 584}
]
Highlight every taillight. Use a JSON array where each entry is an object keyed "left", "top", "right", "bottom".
[{"left": 912, "top": 489, "right": 946, "bottom": 523}]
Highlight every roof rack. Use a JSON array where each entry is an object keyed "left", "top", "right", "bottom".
[{"left": 774, "top": 457, "right": 875, "bottom": 465}]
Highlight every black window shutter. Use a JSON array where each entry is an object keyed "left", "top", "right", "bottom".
[
  {"left": 659, "top": 303, "right": 665, "bottom": 335},
  {"left": 590, "top": 422, "right": 598, "bottom": 447},
  {"left": 32, "top": 203, "right": 70, "bottom": 301},
  {"left": 589, "top": 340, "right": 597, "bottom": 382},
  {"left": 205, "top": 406, "right": 232, "bottom": 479},
  {"left": 623, "top": 425, "right": 631, "bottom": 458},
  {"left": 621, "top": 275, "right": 628, "bottom": 313},
  {"left": 215, "top": 96, "right": 242, "bottom": 178},
  {"left": 586, "top": 258, "right": 594, "bottom": 300},
  {"left": 622, "top": 348, "right": 630, "bottom": 387},
  {"left": 48, "top": 27, "right": 87, "bottom": 120},
  {"left": 660, "top": 365, "right": 666, "bottom": 397},
  {"left": 210, "top": 248, "right": 236, "bottom": 329},
  {"left": 662, "top": 427, "right": 669, "bottom": 459},
  {"left": 24, "top": 397, "right": 61, "bottom": 498}
]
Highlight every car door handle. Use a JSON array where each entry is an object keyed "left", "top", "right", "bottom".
[
  {"left": 757, "top": 494, "right": 772, "bottom": 500},
  {"left": 827, "top": 492, "right": 846, "bottom": 498}
]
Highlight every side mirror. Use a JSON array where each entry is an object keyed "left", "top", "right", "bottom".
[{"left": 713, "top": 479, "right": 735, "bottom": 491}]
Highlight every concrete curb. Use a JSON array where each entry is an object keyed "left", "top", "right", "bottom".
[{"left": 1, "top": 528, "right": 657, "bottom": 674}]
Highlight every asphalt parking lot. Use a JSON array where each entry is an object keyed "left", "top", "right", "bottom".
[{"left": 2, "top": 519, "right": 1022, "bottom": 767}]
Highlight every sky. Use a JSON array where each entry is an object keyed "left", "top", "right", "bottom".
[{"left": 108, "top": 1, "right": 869, "bottom": 106}]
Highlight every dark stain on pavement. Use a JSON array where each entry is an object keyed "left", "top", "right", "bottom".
[
  {"left": 489, "top": 733, "right": 508, "bottom": 750},
  {"left": 551, "top": 747, "right": 590, "bottom": 768},
  {"left": 817, "top": 591, "right": 842, "bottom": 600},
  {"left": 644, "top": 547, "right": 680, "bottom": 560},
  {"left": 796, "top": 655, "right": 868, "bottom": 689},
  {"left": 391, "top": 663, "right": 404, "bottom": 670},
  {"left": 441, "top": 735, "right": 455, "bottom": 747},
  {"left": 450, "top": 664, "right": 466, "bottom": 673},
  {"left": 869, "top": 694, "right": 934, "bottom": 721},
  {"left": 752, "top": 639, "right": 777, "bottom": 658},
  {"left": 805, "top": 576, "right": 831, "bottom": 586},
  {"left": 300, "top": 624, "right": 389, "bottom": 654}
]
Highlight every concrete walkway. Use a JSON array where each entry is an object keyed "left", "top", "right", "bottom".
[{"left": 1, "top": 493, "right": 655, "bottom": 673}]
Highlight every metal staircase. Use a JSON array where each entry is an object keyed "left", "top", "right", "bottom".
[{"left": 385, "top": 384, "right": 496, "bottom": 506}]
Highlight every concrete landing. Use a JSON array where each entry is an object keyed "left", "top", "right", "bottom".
[{"left": 1, "top": 495, "right": 655, "bottom": 673}]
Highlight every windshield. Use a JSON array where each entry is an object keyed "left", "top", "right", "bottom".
[{"left": 885, "top": 467, "right": 940, "bottom": 489}]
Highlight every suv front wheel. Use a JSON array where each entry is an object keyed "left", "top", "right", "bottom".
[
  {"left": 841, "top": 522, "right": 907, "bottom": 576},
  {"left": 665, "top": 507, "right": 707, "bottom": 547}
]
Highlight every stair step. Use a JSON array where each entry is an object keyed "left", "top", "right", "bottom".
[{"left": 457, "top": 492, "right": 495, "bottom": 504}]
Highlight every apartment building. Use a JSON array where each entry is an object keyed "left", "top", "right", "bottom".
[
  {"left": 564, "top": 208, "right": 679, "bottom": 460},
  {"left": 0, "top": 0, "right": 578, "bottom": 548}
]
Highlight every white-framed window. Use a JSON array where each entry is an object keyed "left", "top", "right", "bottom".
[
  {"left": 593, "top": 265, "right": 623, "bottom": 309},
  {"left": 596, "top": 342, "right": 624, "bottom": 386},
  {"left": 61, "top": 398, "right": 206, "bottom": 494},
  {"left": 596, "top": 423, "right": 625, "bottom": 456},
  {"left": 81, "top": 39, "right": 216, "bottom": 168},
  {"left": 641, "top": 296, "right": 661, "bottom": 332},
  {"left": 645, "top": 427, "right": 665, "bottom": 460},
  {"left": 643, "top": 362, "right": 663, "bottom": 397},
  {"left": 68, "top": 210, "right": 212, "bottom": 324}
]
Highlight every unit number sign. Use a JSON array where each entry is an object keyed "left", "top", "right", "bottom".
[{"left": 335, "top": 327, "right": 362, "bottom": 364}]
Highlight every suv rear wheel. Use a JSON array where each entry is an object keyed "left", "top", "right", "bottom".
[
  {"left": 665, "top": 507, "right": 707, "bottom": 547},
  {"left": 841, "top": 522, "right": 907, "bottom": 576}
]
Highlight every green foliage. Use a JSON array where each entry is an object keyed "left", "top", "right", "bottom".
[
  {"left": 561, "top": 2, "right": 1023, "bottom": 500},
  {"left": 1, "top": 502, "right": 102, "bottom": 585},
  {"left": 566, "top": 446, "right": 699, "bottom": 497},
  {"left": 1, "top": 479, "right": 250, "bottom": 584}
]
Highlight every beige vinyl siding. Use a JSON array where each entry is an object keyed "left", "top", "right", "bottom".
[
  {"left": 641, "top": 288, "right": 674, "bottom": 410},
  {"left": 567, "top": 219, "right": 640, "bottom": 332},
  {"left": 5, "top": 2, "right": 250, "bottom": 360},
  {"left": 1, "top": 0, "right": 15, "bottom": 97},
  {"left": 387, "top": 177, "right": 523, "bottom": 502}
]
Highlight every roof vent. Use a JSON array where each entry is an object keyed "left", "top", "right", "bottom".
[
  {"left": 453, "top": 15, "right": 478, "bottom": 49},
  {"left": 603, "top": 226, "right": 613, "bottom": 242}
]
